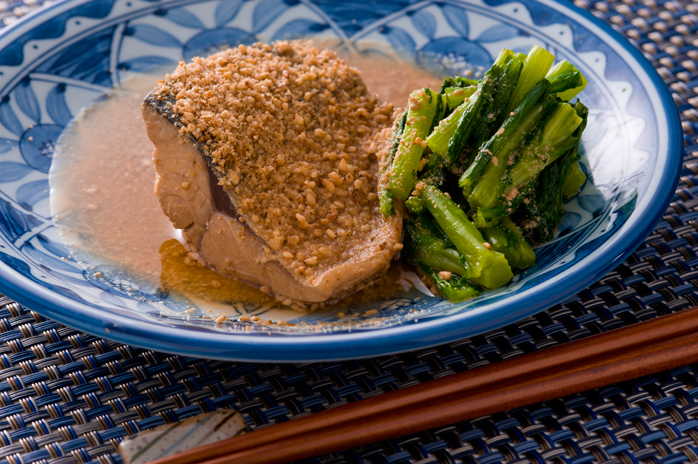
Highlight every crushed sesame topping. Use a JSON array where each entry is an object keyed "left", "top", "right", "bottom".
[{"left": 149, "top": 40, "right": 398, "bottom": 278}]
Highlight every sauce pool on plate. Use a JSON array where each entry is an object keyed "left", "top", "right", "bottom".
[{"left": 49, "top": 50, "right": 440, "bottom": 322}]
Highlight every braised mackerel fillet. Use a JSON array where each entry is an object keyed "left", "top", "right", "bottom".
[{"left": 143, "top": 40, "right": 403, "bottom": 307}]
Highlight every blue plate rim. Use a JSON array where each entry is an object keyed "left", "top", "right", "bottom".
[{"left": 0, "top": 0, "right": 683, "bottom": 361}]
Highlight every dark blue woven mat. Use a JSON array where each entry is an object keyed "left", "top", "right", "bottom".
[{"left": 1, "top": 0, "right": 697, "bottom": 463}]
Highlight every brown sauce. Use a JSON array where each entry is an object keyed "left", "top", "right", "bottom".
[
  {"left": 49, "top": 77, "right": 173, "bottom": 285},
  {"left": 340, "top": 51, "right": 444, "bottom": 108},
  {"left": 50, "top": 49, "right": 440, "bottom": 319},
  {"left": 159, "top": 238, "right": 275, "bottom": 305}
]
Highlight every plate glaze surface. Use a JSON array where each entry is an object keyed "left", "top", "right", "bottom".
[{"left": 0, "top": 0, "right": 682, "bottom": 361}]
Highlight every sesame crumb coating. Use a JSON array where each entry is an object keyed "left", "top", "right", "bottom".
[{"left": 146, "top": 40, "right": 401, "bottom": 282}]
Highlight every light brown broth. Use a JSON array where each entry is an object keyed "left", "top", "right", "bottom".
[{"left": 50, "top": 50, "right": 440, "bottom": 316}]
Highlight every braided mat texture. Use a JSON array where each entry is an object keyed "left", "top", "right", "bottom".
[{"left": 0, "top": 0, "right": 697, "bottom": 463}]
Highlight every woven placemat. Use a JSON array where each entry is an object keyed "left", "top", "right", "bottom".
[{"left": 0, "top": 0, "right": 697, "bottom": 463}]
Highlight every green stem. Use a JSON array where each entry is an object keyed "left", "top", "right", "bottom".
[
  {"left": 481, "top": 216, "right": 535, "bottom": 269},
  {"left": 379, "top": 110, "right": 407, "bottom": 217},
  {"left": 467, "top": 94, "right": 559, "bottom": 210},
  {"left": 419, "top": 184, "right": 513, "bottom": 289},
  {"left": 506, "top": 102, "right": 582, "bottom": 195},
  {"left": 438, "top": 76, "right": 479, "bottom": 93},
  {"left": 386, "top": 88, "right": 439, "bottom": 201},
  {"left": 546, "top": 60, "right": 587, "bottom": 101},
  {"left": 561, "top": 161, "right": 586, "bottom": 197},
  {"left": 412, "top": 236, "right": 468, "bottom": 276},
  {"left": 443, "top": 85, "right": 477, "bottom": 109},
  {"left": 420, "top": 265, "right": 481, "bottom": 302},
  {"left": 467, "top": 49, "right": 513, "bottom": 159},
  {"left": 503, "top": 45, "right": 554, "bottom": 116},
  {"left": 492, "top": 56, "right": 523, "bottom": 128},
  {"left": 426, "top": 89, "right": 481, "bottom": 158},
  {"left": 458, "top": 79, "right": 551, "bottom": 197}
]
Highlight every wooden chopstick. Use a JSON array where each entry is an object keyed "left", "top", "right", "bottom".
[
  {"left": 208, "top": 331, "right": 698, "bottom": 464},
  {"left": 206, "top": 324, "right": 698, "bottom": 464},
  {"left": 153, "top": 305, "right": 698, "bottom": 464}
]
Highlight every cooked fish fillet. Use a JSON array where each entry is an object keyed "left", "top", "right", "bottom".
[{"left": 143, "top": 40, "right": 403, "bottom": 307}]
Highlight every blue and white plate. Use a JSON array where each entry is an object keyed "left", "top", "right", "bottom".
[{"left": 0, "top": 0, "right": 682, "bottom": 361}]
